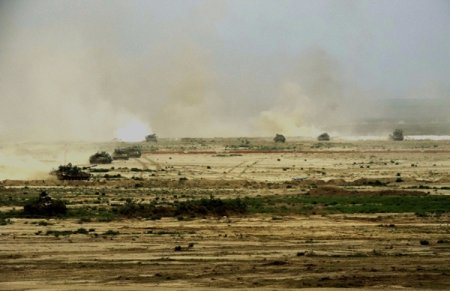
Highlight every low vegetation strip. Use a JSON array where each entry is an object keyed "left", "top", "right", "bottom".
[
  {"left": 308, "top": 186, "right": 426, "bottom": 196},
  {"left": 1, "top": 193, "right": 449, "bottom": 220},
  {"left": 115, "top": 197, "right": 248, "bottom": 219},
  {"left": 243, "top": 194, "right": 450, "bottom": 215}
]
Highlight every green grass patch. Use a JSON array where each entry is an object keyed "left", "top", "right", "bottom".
[
  {"left": 1, "top": 193, "right": 449, "bottom": 220},
  {"left": 243, "top": 194, "right": 450, "bottom": 215}
]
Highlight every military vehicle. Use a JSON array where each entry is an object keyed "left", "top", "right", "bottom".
[
  {"left": 52, "top": 163, "right": 91, "bottom": 180},
  {"left": 112, "top": 146, "right": 142, "bottom": 160},
  {"left": 112, "top": 148, "right": 129, "bottom": 160},
  {"left": 390, "top": 129, "right": 404, "bottom": 141},
  {"left": 273, "top": 133, "right": 286, "bottom": 143},
  {"left": 317, "top": 132, "right": 330, "bottom": 141},
  {"left": 89, "top": 151, "right": 113, "bottom": 164},
  {"left": 23, "top": 191, "right": 67, "bottom": 217},
  {"left": 238, "top": 138, "right": 251, "bottom": 147},
  {"left": 145, "top": 134, "right": 157, "bottom": 142},
  {"left": 124, "top": 146, "right": 141, "bottom": 158}
]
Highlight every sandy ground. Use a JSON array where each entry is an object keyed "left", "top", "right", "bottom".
[
  {"left": 0, "top": 139, "right": 449, "bottom": 290},
  {"left": 1, "top": 214, "right": 449, "bottom": 290}
]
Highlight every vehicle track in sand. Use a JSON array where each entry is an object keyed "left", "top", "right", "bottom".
[
  {"left": 222, "top": 161, "right": 247, "bottom": 179},
  {"left": 224, "top": 160, "right": 264, "bottom": 179},
  {"left": 141, "top": 156, "right": 162, "bottom": 171},
  {"left": 135, "top": 159, "right": 149, "bottom": 170},
  {"left": 135, "top": 159, "right": 151, "bottom": 178},
  {"left": 238, "top": 160, "right": 260, "bottom": 178}
]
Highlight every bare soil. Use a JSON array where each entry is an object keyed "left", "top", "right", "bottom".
[{"left": 0, "top": 139, "right": 449, "bottom": 290}]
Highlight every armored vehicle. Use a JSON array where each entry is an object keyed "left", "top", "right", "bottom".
[
  {"left": 112, "top": 148, "right": 129, "bottom": 160},
  {"left": 317, "top": 132, "right": 330, "bottom": 141},
  {"left": 145, "top": 134, "right": 157, "bottom": 142},
  {"left": 124, "top": 146, "right": 141, "bottom": 158},
  {"left": 273, "top": 133, "right": 286, "bottom": 143},
  {"left": 112, "top": 146, "right": 142, "bottom": 160},
  {"left": 89, "top": 151, "right": 113, "bottom": 164},
  {"left": 23, "top": 191, "right": 67, "bottom": 217},
  {"left": 52, "top": 163, "right": 91, "bottom": 180},
  {"left": 390, "top": 129, "right": 404, "bottom": 141}
]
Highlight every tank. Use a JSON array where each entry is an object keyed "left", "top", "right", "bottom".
[
  {"left": 124, "top": 146, "right": 141, "bottom": 158},
  {"left": 390, "top": 129, "right": 404, "bottom": 141},
  {"left": 89, "top": 151, "right": 113, "bottom": 164},
  {"left": 317, "top": 132, "right": 330, "bottom": 141},
  {"left": 23, "top": 191, "right": 67, "bottom": 217},
  {"left": 112, "top": 148, "right": 129, "bottom": 160},
  {"left": 52, "top": 163, "right": 91, "bottom": 180},
  {"left": 112, "top": 146, "right": 142, "bottom": 160},
  {"left": 273, "top": 134, "right": 286, "bottom": 143},
  {"left": 145, "top": 134, "right": 157, "bottom": 142}
]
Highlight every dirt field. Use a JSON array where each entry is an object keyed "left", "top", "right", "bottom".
[{"left": 1, "top": 138, "right": 449, "bottom": 290}]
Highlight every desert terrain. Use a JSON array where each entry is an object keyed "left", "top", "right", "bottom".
[{"left": 1, "top": 138, "right": 449, "bottom": 290}]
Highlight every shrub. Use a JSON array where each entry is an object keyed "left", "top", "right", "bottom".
[
  {"left": 104, "top": 230, "right": 119, "bottom": 236},
  {"left": 0, "top": 218, "right": 12, "bottom": 226},
  {"left": 104, "top": 174, "right": 121, "bottom": 179},
  {"left": 175, "top": 197, "right": 248, "bottom": 217},
  {"left": 74, "top": 228, "right": 89, "bottom": 234},
  {"left": 114, "top": 197, "right": 248, "bottom": 219},
  {"left": 46, "top": 230, "right": 72, "bottom": 237},
  {"left": 90, "top": 168, "right": 109, "bottom": 173}
]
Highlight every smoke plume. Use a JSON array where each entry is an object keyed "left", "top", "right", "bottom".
[{"left": 0, "top": 0, "right": 449, "bottom": 141}]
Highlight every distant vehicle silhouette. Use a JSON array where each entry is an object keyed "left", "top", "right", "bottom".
[
  {"left": 390, "top": 129, "right": 404, "bottom": 141},
  {"left": 89, "top": 151, "right": 112, "bottom": 164},
  {"left": 273, "top": 134, "right": 286, "bottom": 143},
  {"left": 317, "top": 132, "right": 330, "bottom": 141}
]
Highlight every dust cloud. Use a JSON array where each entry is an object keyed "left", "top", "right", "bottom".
[
  {"left": 0, "top": 1, "right": 449, "bottom": 141},
  {"left": 0, "top": 150, "right": 50, "bottom": 180},
  {"left": 253, "top": 49, "right": 363, "bottom": 136},
  {"left": 0, "top": 142, "right": 90, "bottom": 180}
]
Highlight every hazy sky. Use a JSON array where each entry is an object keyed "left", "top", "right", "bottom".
[{"left": 0, "top": 0, "right": 449, "bottom": 140}]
